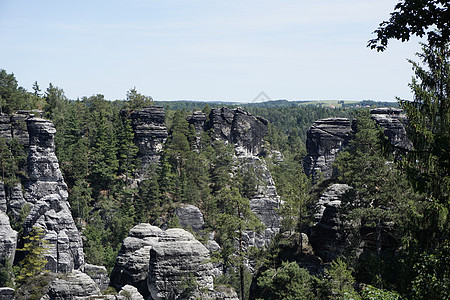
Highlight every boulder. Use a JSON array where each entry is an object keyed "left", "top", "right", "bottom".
[
  {"left": 175, "top": 204, "right": 204, "bottom": 232},
  {"left": 303, "top": 118, "right": 353, "bottom": 182},
  {"left": 21, "top": 117, "right": 84, "bottom": 273},
  {"left": 44, "top": 271, "right": 101, "bottom": 299},
  {"left": 0, "top": 210, "right": 17, "bottom": 264}
]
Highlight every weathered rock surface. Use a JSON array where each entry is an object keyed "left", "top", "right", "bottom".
[
  {"left": 148, "top": 228, "right": 216, "bottom": 300},
  {"left": 129, "top": 106, "right": 168, "bottom": 171},
  {"left": 0, "top": 210, "right": 17, "bottom": 264},
  {"left": 84, "top": 263, "right": 110, "bottom": 292},
  {"left": 206, "top": 107, "right": 268, "bottom": 157},
  {"left": 310, "top": 184, "right": 354, "bottom": 262},
  {"left": 111, "top": 224, "right": 221, "bottom": 300},
  {"left": 110, "top": 223, "right": 164, "bottom": 298},
  {"left": 0, "top": 114, "right": 11, "bottom": 140},
  {"left": 43, "top": 271, "right": 101, "bottom": 299},
  {"left": 0, "top": 287, "right": 14, "bottom": 300},
  {"left": 0, "top": 182, "right": 6, "bottom": 213},
  {"left": 21, "top": 117, "right": 84, "bottom": 273},
  {"left": 5, "top": 183, "right": 27, "bottom": 220},
  {"left": 303, "top": 118, "right": 353, "bottom": 182},
  {"left": 370, "top": 107, "right": 412, "bottom": 151},
  {"left": 175, "top": 204, "right": 204, "bottom": 232},
  {"left": 186, "top": 111, "right": 206, "bottom": 134},
  {"left": 240, "top": 157, "right": 281, "bottom": 248},
  {"left": 118, "top": 284, "right": 145, "bottom": 300}
]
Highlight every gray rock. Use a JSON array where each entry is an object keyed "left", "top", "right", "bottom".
[
  {"left": 5, "top": 184, "right": 27, "bottom": 220},
  {"left": 148, "top": 228, "right": 216, "bottom": 300},
  {"left": 175, "top": 204, "right": 204, "bottom": 232},
  {"left": 21, "top": 117, "right": 84, "bottom": 273},
  {"left": 84, "top": 263, "right": 110, "bottom": 292},
  {"left": 110, "top": 224, "right": 164, "bottom": 298},
  {"left": 0, "top": 114, "right": 11, "bottom": 140},
  {"left": 118, "top": 285, "right": 145, "bottom": 300},
  {"left": 0, "top": 287, "right": 14, "bottom": 300},
  {"left": 370, "top": 108, "right": 412, "bottom": 151},
  {"left": 129, "top": 106, "right": 168, "bottom": 171},
  {"left": 44, "top": 271, "right": 101, "bottom": 299},
  {"left": 303, "top": 118, "right": 353, "bottom": 182},
  {"left": 206, "top": 107, "right": 268, "bottom": 157},
  {"left": 0, "top": 210, "right": 17, "bottom": 264},
  {"left": 186, "top": 111, "right": 206, "bottom": 134},
  {"left": 0, "top": 182, "right": 6, "bottom": 213},
  {"left": 310, "top": 184, "right": 354, "bottom": 262}
]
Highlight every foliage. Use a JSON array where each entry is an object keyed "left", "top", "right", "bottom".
[
  {"left": 257, "top": 261, "right": 316, "bottom": 300},
  {"left": 322, "top": 258, "right": 361, "bottom": 300},
  {"left": 368, "top": 0, "right": 450, "bottom": 51},
  {"left": 0, "top": 258, "right": 14, "bottom": 288},
  {"left": 14, "top": 226, "right": 48, "bottom": 285},
  {"left": 360, "top": 285, "right": 401, "bottom": 300}
]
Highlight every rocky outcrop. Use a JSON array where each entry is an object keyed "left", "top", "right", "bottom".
[
  {"left": 303, "top": 118, "right": 353, "bottom": 182},
  {"left": 0, "top": 210, "right": 17, "bottom": 264},
  {"left": 370, "top": 108, "right": 412, "bottom": 151},
  {"left": 148, "top": 228, "right": 216, "bottom": 300},
  {"left": 310, "top": 184, "right": 354, "bottom": 262},
  {"left": 117, "top": 284, "right": 145, "bottom": 300},
  {"left": 110, "top": 224, "right": 164, "bottom": 297},
  {"left": 111, "top": 224, "right": 221, "bottom": 300},
  {"left": 0, "top": 114, "right": 11, "bottom": 140},
  {"left": 241, "top": 157, "right": 281, "bottom": 248},
  {"left": 0, "top": 287, "right": 14, "bottom": 300},
  {"left": 205, "top": 107, "right": 268, "bottom": 157},
  {"left": 129, "top": 106, "right": 168, "bottom": 171},
  {"left": 0, "top": 182, "right": 6, "bottom": 213},
  {"left": 186, "top": 111, "right": 207, "bottom": 134},
  {"left": 43, "top": 271, "right": 101, "bottom": 299},
  {"left": 21, "top": 117, "right": 84, "bottom": 273},
  {"left": 175, "top": 204, "right": 205, "bottom": 232},
  {"left": 84, "top": 263, "right": 110, "bottom": 292}
]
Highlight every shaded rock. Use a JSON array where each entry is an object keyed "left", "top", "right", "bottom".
[
  {"left": 129, "top": 106, "right": 168, "bottom": 171},
  {"left": 44, "top": 271, "right": 101, "bottom": 299},
  {"left": 0, "top": 210, "right": 17, "bottom": 264},
  {"left": 110, "top": 224, "right": 164, "bottom": 298},
  {"left": 310, "top": 184, "right": 354, "bottom": 262},
  {"left": 0, "top": 182, "right": 6, "bottom": 213},
  {"left": 175, "top": 204, "right": 204, "bottom": 232},
  {"left": 186, "top": 111, "right": 206, "bottom": 134},
  {"left": 0, "top": 287, "right": 14, "bottom": 300},
  {"left": 303, "top": 118, "right": 353, "bottom": 182},
  {"left": 148, "top": 228, "right": 216, "bottom": 300},
  {"left": 370, "top": 107, "right": 412, "bottom": 151},
  {"left": 0, "top": 114, "right": 11, "bottom": 140},
  {"left": 118, "top": 284, "right": 145, "bottom": 300},
  {"left": 84, "top": 263, "right": 110, "bottom": 292},
  {"left": 21, "top": 117, "right": 84, "bottom": 273},
  {"left": 5, "top": 184, "right": 27, "bottom": 220},
  {"left": 206, "top": 107, "right": 268, "bottom": 157}
]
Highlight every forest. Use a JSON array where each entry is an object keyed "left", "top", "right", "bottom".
[{"left": 0, "top": 1, "right": 449, "bottom": 299}]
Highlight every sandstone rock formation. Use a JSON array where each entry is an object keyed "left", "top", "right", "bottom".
[
  {"left": 310, "top": 184, "right": 354, "bottom": 262},
  {"left": 84, "top": 263, "right": 110, "bottom": 292},
  {"left": 111, "top": 224, "right": 221, "bottom": 300},
  {"left": 43, "top": 271, "right": 101, "bottom": 299},
  {"left": 175, "top": 204, "right": 205, "bottom": 232},
  {"left": 129, "top": 106, "right": 168, "bottom": 171},
  {"left": 0, "top": 210, "right": 17, "bottom": 265},
  {"left": 21, "top": 117, "right": 84, "bottom": 273},
  {"left": 303, "top": 118, "right": 353, "bottom": 182},
  {"left": 205, "top": 107, "right": 268, "bottom": 157},
  {"left": 370, "top": 107, "right": 412, "bottom": 151},
  {"left": 186, "top": 111, "right": 207, "bottom": 134}
]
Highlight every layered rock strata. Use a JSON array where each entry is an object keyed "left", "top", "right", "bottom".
[
  {"left": 0, "top": 210, "right": 17, "bottom": 264},
  {"left": 303, "top": 118, "right": 353, "bottom": 182},
  {"left": 110, "top": 224, "right": 220, "bottom": 299},
  {"left": 370, "top": 107, "right": 412, "bottom": 151},
  {"left": 22, "top": 117, "right": 84, "bottom": 273},
  {"left": 205, "top": 107, "right": 268, "bottom": 157},
  {"left": 175, "top": 204, "right": 205, "bottom": 232},
  {"left": 43, "top": 271, "right": 101, "bottom": 299},
  {"left": 129, "top": 106, "right": 168, "bottom": 171}
]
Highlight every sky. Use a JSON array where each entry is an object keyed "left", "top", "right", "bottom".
[{"left": 0, "top": 0, "right": 424, "bottom": 102}]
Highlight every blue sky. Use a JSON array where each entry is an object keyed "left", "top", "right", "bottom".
[{"left": 0, "top": 0, "right": 423, "bottom": 102}]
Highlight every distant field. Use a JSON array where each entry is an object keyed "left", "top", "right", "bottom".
[{"left": 294, "top": 100, "right": 360, "bottom": 107}]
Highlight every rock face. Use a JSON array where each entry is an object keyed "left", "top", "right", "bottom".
[
  {"left": 370, "top": 108, "right": 412, "bottom": 151},
  {"left": 310, "top": 184, "right": 354, "bottom": 262},
  {"left": 175, "top": 204, "right": 205, "bottom": 232},
  {"left": 148, "top": 228, "right": 216, "bottom": 300},
  {"left": 0, "top": 210, "right": 17, "bottom": 264},
  {"left": 21, "top": 117, "right": 84, "bottom": 273},
  {"left": 84, "top": 263, "right": 110, "bottom": 292},
  {"left": 44, "top": 271, "right": 101, "bottom": 299},
  {"left": 303, "top": 118, "right": 353, "bottom": 182},
  {"left": 186, "top": 111, "right": 207, "bottom": 134},
  {"left": 111, "top": 224, "right": 219, "bottom": 300},
  {"left": 129, "top": 106, "right": 168, "bottom": 171},
  {"left": 205, "top": 107, "right": 268, "bottom": 157}
]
